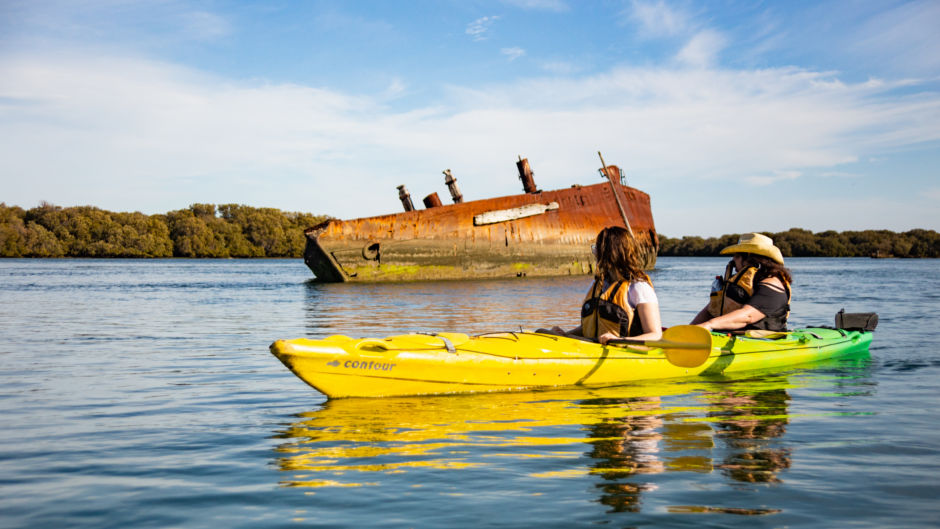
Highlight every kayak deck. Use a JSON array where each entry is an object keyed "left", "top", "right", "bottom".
[{"left": 270, "top": 328, "right": 873, "bottom": 398}]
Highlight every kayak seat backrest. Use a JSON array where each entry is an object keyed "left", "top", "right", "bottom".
[{"left": 835, "top": 309, "right": 878, "bottom": 331}]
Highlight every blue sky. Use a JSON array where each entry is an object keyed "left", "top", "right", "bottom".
[{"left": 1, "top": 0, "right": 938, "bottom": 236}]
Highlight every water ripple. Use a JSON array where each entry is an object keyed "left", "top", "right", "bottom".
[{"left": 1, "top": 258, "right": 938, "bottom": 528}]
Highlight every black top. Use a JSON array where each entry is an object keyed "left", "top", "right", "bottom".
[
  {"left": 745, "top": 281, "right": 790, "bottom": 331},
  {"left": 748, "top": 282, "right": 788, "bottom": 315}
]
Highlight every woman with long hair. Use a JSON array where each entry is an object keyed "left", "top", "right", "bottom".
[{"left": 541, "top": 226, "right": 662, "bottom": 344}]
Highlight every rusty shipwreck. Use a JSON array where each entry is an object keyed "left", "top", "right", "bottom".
[{"left": 303, "top": 156, "right": 657, "bottom": 282}]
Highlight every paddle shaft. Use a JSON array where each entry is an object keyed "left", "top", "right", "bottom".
[
  {"left": 606, "top": 338, "right": 708, "bottom": 349},
  {"left": 606, "top": 324, "right": 715, "bottom": 368}
]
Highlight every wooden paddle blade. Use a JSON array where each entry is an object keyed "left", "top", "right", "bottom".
[{"left": 661, "top": 325, "right": 713, "bottom": 368}]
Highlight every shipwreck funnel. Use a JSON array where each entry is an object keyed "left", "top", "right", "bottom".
[
  {"left": 444, "top": 169, "right": 463, "bottom": 203},
  {"left": 423, "top": 192, "right": 443, "bottom": 209},
  {"left": 397, "top": 185, "right": 415, "bottom": 212},
  {"left": 517, "top": 156, "right": 538, "bottom": 193}
]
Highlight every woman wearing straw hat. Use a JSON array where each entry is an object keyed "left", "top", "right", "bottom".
[{"left": 691, "top": 233, "right": 792, "bottom": 332}]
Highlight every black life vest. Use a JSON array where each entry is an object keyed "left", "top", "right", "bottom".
[
  {"left": 707, "top": 262, "right": 791, "bottom": 331},
  {"left": 580, "top": 279, "right": 648, "bottom": 340}
]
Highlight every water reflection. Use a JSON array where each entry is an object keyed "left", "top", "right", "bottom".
[
  {"left": 271, "top": 376, "right": 802, "bottom": 493},
  {"left": 708, "top": 383, "right": 792, "bottom": 484},
  {"left": 272, "top": 382, "right": 694, "bottom": 489},
  {"left": 272, "top": 354, "right": 873, "bottom": 519},
  {"left": 586, "top": 396, "right": 667, "bottom": 513},
  {"left": 580, "top": 384, "right": 793, "bottom": 512},
  {"left": 582, "top": 393, "right": 725, "bottom": 512}
]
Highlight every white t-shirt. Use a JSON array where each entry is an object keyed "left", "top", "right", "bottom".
[
  {"left": 600, "top": 279, "right": 658, "bottom": 309},
  {"left": 626, "top": 280, "right": 658, "bottom": 309}
]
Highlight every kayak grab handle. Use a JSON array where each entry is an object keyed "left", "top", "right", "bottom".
[
  {"left": 354, "top": 339, "right": 391, "bottom": 351},
  {"left": 439, "top": 336, "right": 456, "bottom": 354},
  {"left": 354, "top": 336, "right": 457, "bottom": 354},
  {"left": 417, "top": 332, "right": 457, "bottom": 354}
]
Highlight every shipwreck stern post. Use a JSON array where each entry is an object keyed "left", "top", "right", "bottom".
[
  {"left": 303, "top": 221, "right": 348, "bottom": 282},
  {"left": 598, "top": 151, "right": 635, "bottom": 239}
]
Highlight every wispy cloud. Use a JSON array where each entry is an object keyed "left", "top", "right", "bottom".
[
  {"left": 501, "top": 47, "right": 526, "bottom": 61},
  {"left": 744, "top": 170, "right": 801, "bottom": 186},
  {"left": 466, "top": 16, "right": 500, "bottom": 41},
  {"left": 675, "top": 30, "right": 727, "bottom": 68},
  {"left": 626, "top": 2, "right": 728, "bottom": 69},
  {"left": 382, "top": 78, "right": 407, "bottom": 99},
  {"left": 179, "top": 11, "right": 232, "bottom": 41},
  {"left": 3, "top": 50, "right": 938, "bottom": 220},
  {"left": 819, "top": 171, "right": 860, "bottom": 178},
  {"left": 627, "top": 0, "right": 690, "bottom": 37},
  {"left": 539, "top": 61, "right": 581, "bottom": 75},
  {"left": 501, "top": 0, "right": 568, "bottom": 11},
  {"left": 850, "top": 0, "right": 940, "bottom": 75}
]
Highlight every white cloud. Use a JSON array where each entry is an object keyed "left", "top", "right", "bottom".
[
  {"left": 501, "top": 47, "right": 526, "bottom": 61},
  {"left": 539, "top": 61, "right": 581, "bottom": 75},
  {"left": 466, "top": 16, "right": 500, "bottom": 41},
  {"left": 1, "top": 52, "right": 939, "bottom": 228},
  {"left": 675, "top": 30, "right": 727, "bottom": 68},
  {"left": 501, "top": 0, "right": 568, "bottom": 11},
  {"left": 382, "top": 78, "right": 407, "bottom": 99},
  {"left": 627, "top": 3, "right": 728, "bottom": 70},
  {"left": 628, "top": 0, "right": 690, "bottom": 37},
  {"left": 180, "top": 11, "right": 232, "bottom": 41},
  {"left": 851, "top": 0, "right": 940, "bottom": 75},
  {"left": 744, "top": 170, "right": 801, "bottom": 186}
]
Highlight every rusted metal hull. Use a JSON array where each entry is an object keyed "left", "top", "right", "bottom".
[{"left": 304, "top": 181, "right": 657, "bottom": 282}]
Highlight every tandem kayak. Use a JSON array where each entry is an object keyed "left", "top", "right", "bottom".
[{"left": 270, "top": 319, "right": 875, "bottom": 399}]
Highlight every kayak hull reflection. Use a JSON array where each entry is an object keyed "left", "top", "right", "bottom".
[{"left": 270, "top": 328, "right": 873, "bottom": 398}]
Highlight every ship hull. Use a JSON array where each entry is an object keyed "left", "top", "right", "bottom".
[{"left": 304, "top": 181, "right": 656, "bottom": 282}]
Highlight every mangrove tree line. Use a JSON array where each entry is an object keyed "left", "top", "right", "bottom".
[
  {"left": 658, "top": 228, "right": 940, "bottom": 258},
  {"left": 0, "top": 202, "right": 329, "bottom": 258}
]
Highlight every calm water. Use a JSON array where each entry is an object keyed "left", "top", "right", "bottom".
[{"left": 1, "top": 257, "right": 939, "bottom": 528}]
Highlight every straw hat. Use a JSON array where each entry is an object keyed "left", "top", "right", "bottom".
[{"left": 720, "top": 233, "right": 785, "bottom": 264}]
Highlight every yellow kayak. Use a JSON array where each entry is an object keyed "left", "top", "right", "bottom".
[{"left": 270, "top": 324, "right": 874, "bottom": 398}]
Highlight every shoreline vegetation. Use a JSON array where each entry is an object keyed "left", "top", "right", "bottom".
[
  {"left": 658, "top": 229, "right": 940, "bottom": 258},
  {"left": 2, "top": 202, "right": 938, "bottom": 258},
  {"left": 1, "top": 202, "right": 329, "bottom": 258}
]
